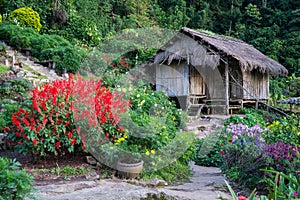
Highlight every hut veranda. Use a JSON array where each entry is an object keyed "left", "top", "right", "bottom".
[{"left": 145, "top": 27, "right": 288, "bottom": 115}]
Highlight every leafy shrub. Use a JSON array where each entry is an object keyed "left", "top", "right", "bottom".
[
  {"left": 52, "top": 46, "right": 87, "bottom": 73},
  {"left": 4, "top": 75, "right": 129, "bottom": 156},
  {"left": 0, "top": 24, "right": 38, "bottom": 43},
  {"left": 97, "top": 84, "right": 193, "bottom": 175},
  {"left": 9, "top": 7, "right": 42, "bottom": 32},
  {"left": 0, "top": 24, "right": 87, "bottom": 73},
  {"left": 194, "top": 131, "right": 225, "bottom": 167},
  {"left": 224, "top": 109, "right": 266, "bottom": 128},
  {"left": 0, "top": 157, "right": 34, "bottom": 199},
  {"left": 0, "top": 77, "right": 33, "bottom": 100},
  {"left": 0, "top": 100, "right": 26, "bottom": 133},
  {"left": 264, "top": 115, "right": 300, "bottom": 146}
]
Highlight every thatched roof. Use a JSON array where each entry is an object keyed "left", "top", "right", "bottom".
[{"left": 153, "top": 27, "right": 288, "bottom": 76}]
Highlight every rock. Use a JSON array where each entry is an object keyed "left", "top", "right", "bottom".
[
  {"left": 11, "top": 64, "right": 20, "bottom": 73},
  {"left": 85, "top": 171, "right": 100, "bottom": 180},
  {"left": 16, "top": 70, "right": 25, "bottom": 77},
  {"left": 150, "top": 178, "right": 168, "bottom": 187},
  {"left": 86, "top": 156, "right": 97, "bottom": 165},
  {"left": 62, "top": 73, "right": 69, "bottom": 79}
]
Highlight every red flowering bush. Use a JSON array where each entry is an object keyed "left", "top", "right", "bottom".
[{"left": 4, "top": 75, "right": 129, "bottom": 156}]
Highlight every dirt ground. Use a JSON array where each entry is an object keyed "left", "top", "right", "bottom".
[{"left": 0, "top": 150, "right": 106, "bottom": 186}]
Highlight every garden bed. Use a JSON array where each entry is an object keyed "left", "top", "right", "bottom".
[{"left": 0, "top": 150, "right": 106, "bottom": 186}]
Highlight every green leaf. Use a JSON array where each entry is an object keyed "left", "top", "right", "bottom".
[{"left": 224, "top": 180, "right": 238, "bottom": 200}]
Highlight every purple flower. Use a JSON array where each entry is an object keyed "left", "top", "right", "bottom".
[{"left": 293, "top": 192, "right": 298, "bottom": 197}]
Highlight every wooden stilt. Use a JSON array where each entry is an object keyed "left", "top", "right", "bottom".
[{"left": 225, "top": 62, "right": 229, "bottom": 115}]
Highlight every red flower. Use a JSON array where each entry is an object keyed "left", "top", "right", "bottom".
[
  {"left": 12, "top": 114, "right": 21, "bottom": 127},
  {"left": 65, "top": 121, "right": 70, "bottom": 127},
  {"left": 36, "top": 125, "right": 41, "bottom": 132},
  {"left": 238, "top": 196, "right": 247, "bottom": 200},
  {"left": 70, "top": 138, "right": 76, "bottom": 145},
  {"left": 228, "top": 139, "right": 233, "bottom": 143},
  {"left": 22, "top": 134, "right": 29, "bottom": 140},
  {"left": 220, "top": 150, "right": 225, "bottom": 155},
  {"left": 2, "top": 127, "right": 10, "bottom": 132},
  {"left": 33, "top": 138, "right": 37, "bottom": 147},
  {"left": 15, "top": 132, "right": 21, "bottom": 137},
  {"left": 55, "top": 141, "right": 61, "bottom": 149},
  {"left": 67, "top": 132, "right": 72, "bottom": 139}
]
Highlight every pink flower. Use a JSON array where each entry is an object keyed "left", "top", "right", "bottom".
[
  {"left": 294, "top": 192, "right": 298, "bottom": 197},
  {"left": 238, "top": 196, "right": 247, "bottom": 200}
]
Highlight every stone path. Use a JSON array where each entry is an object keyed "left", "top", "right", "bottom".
[
  {"left": 4, "top": 46, "right": 63, "bottom": 85},
  {"left": 34, "top": 117, "right": 233, "bottom": 200},
  {"left": 35, "top": 163, "right": 231, "bottom": 200}
]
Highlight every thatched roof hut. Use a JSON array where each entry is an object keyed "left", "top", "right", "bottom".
[
  {"left": 149, "top": 27, "right": 288, "bottom": 115},
  {"left": 154, "top": 27, "right": 288, "bottom": 76}
]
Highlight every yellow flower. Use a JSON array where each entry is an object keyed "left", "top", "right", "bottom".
[
  {"left": 151, "top": 150, "right": 155, "bottom": 154},
  {"left": 145, "top": 151, "right": 150, "bottom": 156},
  {"left": 109, "top": 146, "right": 114, "bottom": 150},
  {"left": 297, "top": 132, "right": 300, "bottom": 135},
  {"left": 157, "top": 157, "right": 162, "bottom": 161},
  {"left": 162, "top": 126, "right": 166, "bottom": 129},
  {"left": 275, "top": 121, "right": 280, "bottom": 125},
  {"left": 151, "top": 162, "right": 156, "bottom": 166}
]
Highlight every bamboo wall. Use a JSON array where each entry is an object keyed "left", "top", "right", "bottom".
[
  {"left": 242, "top": 70, "right": 269, "bottom": 100},
  {"left": 189, "top": 66, "right": 206, "bottom": 95},
  {"left": 156, "top": 62, "right": 189, "bottom": 96}
]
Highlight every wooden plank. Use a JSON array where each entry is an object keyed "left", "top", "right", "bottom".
[
  {"left": 156, "top": 63, "right": 189, "bottom": 96},
  {"left": 225, "top": 62, "right": 229, "bottom": 115}
]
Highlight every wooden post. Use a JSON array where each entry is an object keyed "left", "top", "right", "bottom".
[{"left": 225, "top": 62, "right": 229, "bottom": 115}]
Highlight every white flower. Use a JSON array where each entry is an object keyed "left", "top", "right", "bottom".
[{"left": 137, "top": 94, "right": 140, "bottom": 98}]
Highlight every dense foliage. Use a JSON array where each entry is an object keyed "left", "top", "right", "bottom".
[
  {"left": 0, "top": 24, "right": 86, "bottom": 73},
  {"left": 0, "top": 157, "right": 34, "bottom": 199},
  {"left": 0, "top": 0, "right": 298, "bottom": 74}
]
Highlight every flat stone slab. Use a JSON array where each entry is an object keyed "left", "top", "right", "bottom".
[{"left": 35, "top": 164, "right": 232, "bottom": 200}]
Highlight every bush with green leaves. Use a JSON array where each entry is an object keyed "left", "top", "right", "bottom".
[
  {"left": 0, "top": 77, "right": 32, "bottom": 101},
  {"left": 224, "top": 108, "right": 266, "bottom": 128},
  {"left": 0, "top": 100, "right": 27, "bottom": 133},
  {"left": 0, "top": 24, "right": 38, "bottom": 44},
  {"left": 194, "top": 131, "right": 225, "bottom": 167},
  {"left": 0, "top": 157, "right": 34, "bottom": 200},
  {"left": 264, "top": 114, "right": 300, "bottom": 146},
  {"left": 0, "top": 24, "right": 87, "bottom": 73},
  {"left": 9, "top": 7, "right": 42, "bottom": 32}
]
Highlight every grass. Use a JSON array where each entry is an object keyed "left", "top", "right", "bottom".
[
  {"left": 23, "top": 64, "right": 48, "bottom": 79},
  {"left": 0, "top": 65, "right": 10, "bottom": 74},
  {"left": 50, "top": 164, "right": 89, "bottom": 176},
  {"left": 24, "top": 64, "right": 39, "bottom": 74}
]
